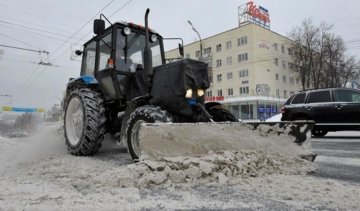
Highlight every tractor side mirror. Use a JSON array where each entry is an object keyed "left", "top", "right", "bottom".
[
  {"left": 178, "top": 43, "right": 184, "bottom": 58},
  {"left": 75, "top": 50, "right": 83, "bottom": 56},
  {"left": 93, "top": 19, "right": 105, "bottom": 35}
]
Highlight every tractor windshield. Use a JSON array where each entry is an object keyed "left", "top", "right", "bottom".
[{"left": 116, "top": 29, "right": 162, "bottom": 72}]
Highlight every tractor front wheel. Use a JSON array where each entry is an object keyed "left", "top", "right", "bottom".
[
  {"left": 206, "top": 104, "right": 238, "bottom": 122},
  {"left": 126, "top": 105, "right": 172, "bottom": 160},
  {"left": 64, "top": 88, "right": 106, "bottom": 156}
]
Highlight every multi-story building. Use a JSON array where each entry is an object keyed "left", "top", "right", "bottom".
[{"left": 166, "top": 22, "right": 302, "bottom": 120}]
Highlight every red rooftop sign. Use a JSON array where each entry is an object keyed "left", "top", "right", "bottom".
[{"left": 246, "top": 1, "right": 270, "bottom": 25}]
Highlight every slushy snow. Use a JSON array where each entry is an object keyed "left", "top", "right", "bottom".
[{"left": 1, "top": 123, "right": 360, "bottom": 210}]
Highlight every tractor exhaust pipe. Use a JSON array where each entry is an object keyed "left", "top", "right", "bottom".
[{"left": 143, "top": 8, "right": 153, "bottom": 84}]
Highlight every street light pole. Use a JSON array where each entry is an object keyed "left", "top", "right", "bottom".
[{"left": 187, "top": 20, "right": 203, "bottom": 60}]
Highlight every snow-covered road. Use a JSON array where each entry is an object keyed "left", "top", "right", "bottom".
[{"left": 1, "top": 123, "right": 360, "bottom": 210}]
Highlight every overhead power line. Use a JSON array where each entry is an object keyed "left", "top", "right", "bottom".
[
  {"left": 0, "top": 20, "right": 86, "bottom": 41},
  {"left": 52, "top": 0, "right": 135, "bottom": 62},
  {"left": 0, "top": 44, "right": 49, "bottom": 54},
  {"left": 0, "top": 2, "right": 76, "bottom": 28},
  {"left": 50, "top": 0, "right": 115, "bottom": 57},
  {"left": 0, "top": 32, "right": 44, "bottom": 51},
  {"left": 14, "top": 0, "right": 134, "bottom": 99}
]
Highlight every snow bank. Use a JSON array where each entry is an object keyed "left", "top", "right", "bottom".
[
  {"left": 1, "top": 123, "right": 360, "bottom": 210},
  {"left": 125, "top": 150, "right": 316, "bottom": 187}
]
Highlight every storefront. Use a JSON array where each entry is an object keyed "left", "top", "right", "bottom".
[{"left": 207, "top": 95, "right": 285, "bottom": 121}]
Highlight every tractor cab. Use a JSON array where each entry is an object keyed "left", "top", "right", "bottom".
[{"left": 80, "top": 20, "right": 165, "bottom": 103}]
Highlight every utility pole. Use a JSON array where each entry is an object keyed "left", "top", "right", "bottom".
[{"left": 187, "top": 20, "right": 203, "bottom": 60}]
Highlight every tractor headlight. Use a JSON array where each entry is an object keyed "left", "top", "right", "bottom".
[
  {"left": 150, "top": 34, "right": 157, "bottom": 42},
  {"left": 185, "top": 89, "right": 193, "bottom": 98},
  {"left": 197, "top": 89, "right": 205, "bottom": 97},
  {"left": 123, "top": 27, "right": 131, "bottom": 35}
]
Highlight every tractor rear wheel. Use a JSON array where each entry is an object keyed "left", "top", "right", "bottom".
[
  {"left": 126, "top": 105, "right": 172, "bottom": 160},
  {"left": 64, "top": 88, "right": 106, "bottom": 156}
]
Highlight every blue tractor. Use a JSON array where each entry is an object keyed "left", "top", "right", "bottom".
[{"left": 63, "top": 9, "right": 237, "bottom": 160}]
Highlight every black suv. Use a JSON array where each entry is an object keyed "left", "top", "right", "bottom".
[{"left": 281, "top": 87, "right": 360, "bottom": 137}]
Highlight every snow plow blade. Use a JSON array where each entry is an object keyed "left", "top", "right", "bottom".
[{"left": 137, "top": 121, "right": 316, "bottom": 162}]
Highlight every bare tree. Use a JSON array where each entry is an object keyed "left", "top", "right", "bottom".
[
  {"left": 289, "top": 18, "right": 360, "bottom": 89},
  {"left": 322, "top": 34, "right": 346, "bottom": 87},
  {"left": 339, "top": 56, "right": 360, "bottom": 87},
  {"left": 14, "top": 113, "right": 40, "bottom": 134}
]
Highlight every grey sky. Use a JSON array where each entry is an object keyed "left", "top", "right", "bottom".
[{"left": 0, "top": 0, "right": 359, "bottom": 110}]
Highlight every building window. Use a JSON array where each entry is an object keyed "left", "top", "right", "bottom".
[
  {"left": 288, "top": 48, "right": 293, "bottom": 55},
  {"left": 238, "top": 53, "right": 248, "bottom": 62},
  {"left": 226, "top": 56, "right": 232, "bottom": 65},
  {"left": 217, "top": 89, "right": 223, "bottom": 96},
  {"left": 216, "top": 44, "right": 221, "bottom": 52},
  {"left": 186, "top": 53, "right": 190, "bottom": 58},
  {"left": 204, "top": 47, "right": 211, "bottom": 55},
  {"left": 296, "top": 78, "right": 299, "bottom": 84},
  {"left": 284, "top": 90, "right": 287, "bottom": 98},
  {"left": 274, "top": 58, "right": 279, "bottom": 65},
  {"left": 289, "top": 77, "right": 294, "bottom": 85},
  {"left": 239, "top": 86, "right": 249, "bottom": 95},
  {"left": 288, "top": 62, "right": 293, "bottom": 70},
  {"left": 216, "top": 59, "right": 222, "bottom": 67},
  {"left": 226, "top": 41, "right": 232, "bottom": 49},
  {"left": 276, "top": 89, "right": 280, "bottom": 97},
  {"left": 195, "top": 50, "right": 200, "bottom": 58},
  {"left": 283, "top": 75, "right": 287, "bottom": 83},
  {"left": 227, "top": 72, "right": 233, "bottom": 80},
  {"left": 282, "top": 60, "right": 286, "bottom": 69},
  {"left": 273, "top": 43, "right": 278, "bottom": 51},
  {"left": 228, "top": 88, "right": 233, "bottom": 96},
  {"left": 217, "top": 74, "right": 222, "bottom": 82},
  {"left": 290, "top": 91, "right": 295, "bottom": 95},
  {"left": 206, "top": 90, "right": 212, "bottom": 97},
  {"left": 237, "top": 36, "right": 248, "bottom": 46},
  {"left": 281, "top": 45, "right": 285, "bottom": 53},
  {"left": 275, "top": 73, "right": 279, "bottom": 80},
  {"left": 239, "top": 69, "right": 249, "bottom": 78}
]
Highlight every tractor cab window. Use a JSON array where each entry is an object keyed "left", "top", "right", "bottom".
[
  {"left": 98, "top": 32, "right": 112, "bottom": 71},
  {"left": 81, "top": 41, "right": 96, "bottom": 76},
  {"left": 116, "top": 28, "right": 162, "bottom": 72}
]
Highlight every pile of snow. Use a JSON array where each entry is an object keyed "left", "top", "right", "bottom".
[
  {"left": 125, "top": 150, "right": 316, "bottom": 187},
  {"left": 1, "top": 122, "right": 360, "bottom": 210},
  {"left": 265, "top": 113, "right": 282, "bottom": 122}
]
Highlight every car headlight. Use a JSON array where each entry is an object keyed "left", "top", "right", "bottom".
[
  {"left": 197, "top": 89, "right": 205, "bottom": 97},
  {"left": 185, "top": 89, "right": 193, "bottom": 98}
]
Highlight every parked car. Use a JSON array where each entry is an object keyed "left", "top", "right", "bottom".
[
  {"left": 7, "top": 131, "right": 29, "bottom": 138},
  {"left": 281, "top": 87, "right": 360, "bottom": 137}
]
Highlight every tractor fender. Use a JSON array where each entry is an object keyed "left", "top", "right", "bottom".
[
  {"left": 67, "top": 75, "right": 99, "bottom": 89},
  {"left": 63, "top": 75, "right": 100, "bottom": 111}
]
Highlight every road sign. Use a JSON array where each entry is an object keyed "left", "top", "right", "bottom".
[{"left": 1, "top": 106, "right": 45, "bottom": 112}]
